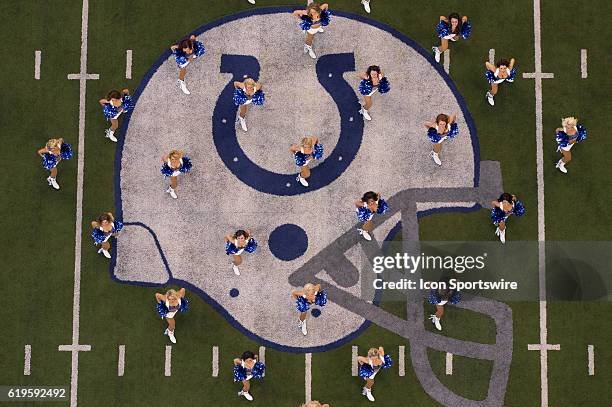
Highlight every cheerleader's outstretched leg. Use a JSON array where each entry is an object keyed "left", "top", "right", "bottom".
[
  {"left": 362, "top": 378, "right": 376, "bottom": 401},
  {"left": 486, "top": 83, "right": 498, "bottom": 106},
  {"left": 238, "top": 380, "right": 253, "bottom": 400},
  {"left": 97, "top": 241, "right": 112, "bottom": 259},
  {"left": 360, "top": 95, "right": 373, "bottom": 121},
  {"left": 304, "top": 33, "right": 317, "bottom": 59},
  {"left": 105, "top": 118, "right": 119, "bottom": 142},
  {"left": 166, "top": 175, "right": 178, "bottom": 199},
  {"left": 298, "top": 311, "right": 308, "bottom": 335},
  {"left": 495, "top": 221, "right": 506, "bottom": 244},
  {"left": 238, "top": 104, "right": 248, "bottom": 132},
  {"left": 177, "top": 67, "right": 190, "bottom": 95},
  {"left": 232, "top": 254, "right": 242, "bottom": 275},
  {"left": 358, "top": 220, "right": 373, "bottom": 241},
  {"left": 361, "top": 0, "right": 371, "bottom": 13},
  {"left": 297, "top": 166, "right": 311, "bottom": 187},
  {"left": 164, "top": 316, "right": 177, "bottom": 343},
  {"left": 47, "top": 167, "right": 60, "bottom": 190},
  {"left": 556, "top": 149, "right": 571, "bottom": 174}
]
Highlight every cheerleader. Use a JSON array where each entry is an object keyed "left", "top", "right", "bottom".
[
  {"left": 355, "top": 192, "right": 389, "bottom": 241},
  {"left": 37, "top": 138, "right": 73, "bottom": 190},
  {"left": 225, "top": 230, "right": 257, "bottom": 276},
  {"left": 357, "top": 347, "right": 392, "bottom": 402},
  {"left": 425, "top": 113, "right": 458, "bottom": 166},
  {"left": 432, "top": 13, "right": 471, "bottom": 63},
  {"left": 98, "top": 89, "right": 135, "bottom": 142},
  {"left": 491, "top": 193, "right": 525, "bottom": 244},
  {"left": 555, "top": 117, "right": 587, "bottom": 174},
  {"left": 233, "top": 350, "right": 265, "bottom": 401},
  {"left": 155, "top": 288, "right": 188, "bottom": 344},
  {"left": 170, "top": 35, "right": 206, "bottom": 95},
  {"left": 361, "top": 0, "right": 372, "bottom": 14},
  {"left": 428, "top": 278, "right": 461, "bottom": 331},
  {"left": 91, "top": 212, "right": 123, "bottom": 259},
  {"left": 161, "top": 150, "right": 193, "bottom": 199},
  {"left": 485, "top": 58, "right": 516, "bottom": 106},
  {"left": 290, "top": 136, "right": 324, "bottom": 187},
  {"left": 357, "top": 66, "right": 391, "bottom": 121},
  {"left": 293, "top": 2, "right": 330, "bottom": 59},
  {"left": 291, "top": 283, "right": 327, "bottom": 336},
  {"left": 233, "top": 78, "right": 265, "bottom": 132},
  {"left": 301, "top": 402, "right": 330, "bottom": 407}
]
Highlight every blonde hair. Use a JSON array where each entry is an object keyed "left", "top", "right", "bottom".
[
  {"left": 46, "top": 138, "right": 62, "bottom": 150},
  {"left": 367, "top": 348, "right": 380, "bottom": 358},
  {"left": 97, "top": 212, "right": 115, "bottom": 224},
  {"left": 304, "top": 283, "right": 316, "bottom": 295},
  {"left": 166, "top": 289, "right": 178, "bottom": 301},
  {"left": 561, "top": 117, "right": 578, "bottom": 128},
  {"left": 301, "top": 137, "right": 313, "bottom": 148},
  {"left": 244, "top": 78, "right": 256, "bottom": 88},
  {"left": 301, "top": 402, "right": 323, "bottom": 407},
  {"left": 168, "top": 150, "right": 183, "bottom": 160}
]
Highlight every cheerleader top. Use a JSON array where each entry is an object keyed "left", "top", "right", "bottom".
[
  {"left": 226, "top": 238, "right": 258, "bottom": 255},
  {"left": 161, "top": 156, "right": 193, "bottom": 177},
  {"left": 358, "top": 354, "right": 393, "bottom": 378},
  {"left": 356, "top": 198, "right": 389, "bottom": 222},
  {"left": 294, "top": 143, "right": 324, "bottom": 166},
  {"left": 299, "top": 9, "right": 331, "bottom": 30},
  {"left": 485, "top": 68, "right": 516, "bottom": 84},
  {"left": 91, "top": 220, "right": 124, "bottom": 244},
  {"left": 156, "top": 297, "right": 189, "bottom": 317},
  {"left": 42, "top": 142, "right": 73, "bottom": 170},
  {"left": 295, "top": 290, "right": 327, "bottom": 312},
  {"left": 173, "top": 40, "right": 205, "bottom": 66},
  {"left": 555, "top": 125, "right": 587, "bottom": 147},
  {"left": 233, "top": 87, "right": 265, "bottom": 106},
  {"left": 428, "top": 289, "right": 461, "bottom": 305},
  {"left": 358, "top": 77, "right": 390, "bottom": 96},
  {"left": 437, "top": 19, "right": 471, "bottom": 39},
  {"left": 427, "top": 122, "right": 459, "bottom": 143},
  {"left": 233, "top": 360, "right": 265, "bottom": 382},
  {"left": 491, "top": 200, "right": 525, "bottom": 224},
  {"left": 102, "top": 95, "right": 135, "bottom": 119}
]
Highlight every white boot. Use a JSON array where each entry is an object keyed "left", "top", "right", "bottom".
[
  {"left": 361, "top": 0, "right": 371, "bottom": 13},
  {"left": 97, "top": 248, "right": 111, "bottom": 259},
  {"left": 304, "top": 44, "right": 317, "bottom": 59},
  {"left": 232, "top": 264, "right": 241, "bottom": 276},
  {"left": 297, "top": 175, "right": 309, "bottom": 187},
  {"left": 362, "top": 387, "right": 375, "bottom": 402},
  {"left": 432, "top": 47, "right": 441, "bottom": 63},
  {"left": 238, "top": 116, "right": 248, "bottom": 132},
  {"left": 429, "top": 314, "right": 442, "bottom": 331},
  {"left": 178, "top": 79, "right": 191, "bottom": 95},
  {"left": 486, "top": 91, "right": 495, "bottom": 106},
  {"left": 47, "top": 176, "right": 60, "bottom": 190},
  {"left": 238, "top": 390, "right": 253, "bottom": 401},
  {"left": 495, "top": 227, "right": 506, "bottom": 244},
  {"left": 164, "top": 328, "right": 177, "bottom": 344},
  {"left": 556, "top": 159, "right": 567, "bottom": 174},
  {"left": 247, "top": 0, "right": 255, "bottom": 4},
  {"left": 359, "top": 107, "right": 372, "bottom": 121},
  {"left": 300, "top": 319, "right": 308, "bottom": 336},
  {"left": 430, "top": 151, "right": 442, "bottom": 166},
  {"left": 166, "top": 187, "right": 178, "bottom": 199},
  {"left": 358, "top": 229, "right": 372, "bottom": 241},
  {"left": 105, "top": 128, "right": 117, "bottom": 142}
]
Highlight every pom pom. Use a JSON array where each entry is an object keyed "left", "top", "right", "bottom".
[
  {"left": 178, "top": 297, "right": 189, "bottom": 312},
  {"left": 102, "top": 103, "right": 118, "bottom": 120},
  {"left": 251, "top": 362, "right": 265, "bottom": 379},
  {"left": 378, "top": 77, "right": 391, "bottom": 94},
  {"left": 491, "top": 207, "right": 507, "bottom": 225},
  {"left": 252, "top": 90, "right": 265, "bottom": 106},
  {"left": 376, "top": 198, "right": 389, "bottom": 215},
  {"left": 312, "top": 143, "right": 324, "bottom": 160},
  {"left": 449, "top": 291, "right": 462, "bottom": 305},
  {"left": 461, "top": 20, "right": 472, "bottom": 39},
  {"left": 314, "top": 290, "right": 327, "bottom": 306},
  {"left": 356, "top": 207, "right": 371, "bottom": 223},
  {"left": 245, "top": 238, "right": 257, "bottom": 253},
  {"left": 42, "top": 153, "right": 58, "bottom": 170},
  {"left": 226, "top": 241, "right": 237, "bottom": 255},
  {"left": 157, "top": 301, "right": 169, "bottom": 317},
  {"left": 296, "top": 296, "right": 310, "bottom": 312},
  {"left": 233, "top": 365, "right": 247, "bottom": 382},
  {"left": 506, "top": 68, "right": 517, "bottom": 83},
  {"left": 320, "top": 9, "right": 332, "bottom": 26},
  {"left": 113, "top": 220, "right": 124, "bottom": 233},
  {"left": 448, "top": 122, "right": 459, "bottom": 139},
  {"left": 193, "top": 41, "right": 206, "bottom": 58},
  {"left": 161, "top": 163, "right": 174, "bottom": 177},
  {"left": 294, "top": 151, "right": 308, "bottom": 167},
  {"left": 513, "top": 200, "right": 526, "bottom": 217},
  {"left": 576, "top": 125, "right": 587, "bottom": 143},
  {"left": 427, "top": 127, "right": 442, "bottom": 143},
  {"left": 437, "top": 20, "right": 451, "bottom": 38},
  {"left": 179, "top": 156, "right": 193, "bottom": 173},
  {"left": 428, "top": 289, "right": 442, "bottom": 305},
  {"left": 121, "top": 95, "right": 135, "bottom": 113},
  {"left": 299, "top": 15, "right": 313, "bottom": 31},
  {"left": 91, "top": 228, "right": 107, "bottom": 245},
  {"left": 485, "top": 70, "right": 496, "bottom": 84},
  {"left": 233, "top": 88, "right": 248, "bottom": 106},
  {"left": 174, "top": 52, "right": 189, "bottom": 67},
  {"left": 60, "top": 143, "right": 73, "bottom": 160},
  {"left": 381, "top": 354, "right": 393, "bottom": 369},
  {"left": 358, "top": 364, "right": 374, "bottom": 378},
  {"left": 358, "top": 79, "right": 373, "bottom": 96}
]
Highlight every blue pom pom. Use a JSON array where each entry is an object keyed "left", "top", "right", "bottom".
[
  {"left": 485, "top": 70, "right": 496, "bottom": 83},
  {"left": 320, "top": 9, "right": 331, "bottom": 26},
  {"left": 252, "top": 90, "right": 265, "bottom": 106},
  {"left": 448, "top": 122, "right": 459, "bottom": 139},
  {"left": 233, "top": 365, "right": 247, "bottom": 382},
  {"left": 299, "top": 15, "right": 312, "bottom": 31},
  {"left": 506, "top": 68, "right": 517, "bottom": 82},
  {"left": 427, "top": 127, "right": 442, "bottom": 143},
  {"left": 359, "top": 364, "right": 374, "bottom": 378},
  {"left": 576, "top": 125, "right": 587, "bottom": 143},
  {"left": 491, "top": 207, "right": 507, "bottom": 225},
  {"left": 358, "top": 79, "right": 373, "bottom": 96},
  {"left": 378, "top": 77, "right": 390, "bottom": 94},
  {"left": 226, "top": 241, "right": 237, "bottom": 255},
  {"left": 312, "top": 143, "right": 324, "bottom": 160},
  {"left": 91, "top": 228, "right": 107, "bottom": 245},
  {"left": 60, "top": 143, "right": 73, "bottom": 160},
  {"left": 356, "top": 207, "right": 371, "bottom": 223},
  {"left": 251, "top": 362, "right": 265, "bottom": 379},
  {"left": 296, "top": 296, "right": 310, "bottom": 312},
  {"left": 161, "top": 163, "right": 174, "bottom": 177},
  {"left": 314, "top": 290, "right": 327, "bottom": 306},
  {"left": 377, "top": 198, "right": 389, "bottom": 215},
  {"left": 428, "top": 289, "right": 441, "bottom": 305},
  {"left": 437, "top": 20, "right": 451, "bottom": 38},
  {"left": 179, "top": 156, "right": 193, "bottom": 173},
  {"left": 103, "top": 103, "right": 118, "bottom": 120},
  {"left": 245, "top": 238, "right": 257, "bottom": 253},
  {"left": 174, "top": 51, "right": 189, "bottom": 67},
  {"left": 233, "top": 88, "right": 248, "bottom": 106},
  {"left": 449, "top": 291, "right": 461, "bottom": 305},
  {"left": 113, "top": 220, "right": 124, "bottom": 233},
  {"left": 513, "top": 200, "right": 526, "bottom": 217},
  {"left": 42, "top": 153, "right": 58, "bottom": 170},
  {"left": 157, "top": 301, "right": 169, "bottom": 317},
  {"left": 461, "top": 20, "right": 472, "bottom": 39},
  {"left": 381, "top": 354, "right": 393, "bottom": 369},
  {"left": 294, "top": 151, "right": 308, "bottom": 167},
  {"left": 193, "top": 41, "right": 205, "bottom": 58},
  {"left": 178, "top": 297, "right": 189, "bottom": 312},
  {"left": 121, "top": 95, "right": 135, "bottom": 113}
]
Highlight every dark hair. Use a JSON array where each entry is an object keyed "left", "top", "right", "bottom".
[
  {"left": 241, "top": 351, "right": 256, "bottom": 361},
  {"left": 234, "top": 230, "right": 249, "bottom": 239},
  {"left": 448, "top": 12, "right": 463, "bottom": 34},
  {"left": 361, "top": 191, "right": 378, "bottom": 202},
  {"left": 97, "top": 212, "right": 114, "bottom": 224},
  {"left": 498, "top": 193, "right": 513, "bottom": 203},
  {"left": 437, "top": 276, "right": 455, "bottom": 299},
  {"left": 307, "top": 2, "right": 322, "bottom": 17},
  {"left": 435, "top": 114, "right": 449, "bottom": 124},
  {"left": 366, "top": 65, "right": 381, "bottom": 79},
  {"left": 496, "top": 59, "right": 510, "bottom": 68},
  {"left": 179, "top": 39, "right": 194, "bottom": 50},
  {"left": 107, "top": 90, "right": 121, "bottom": 100}
]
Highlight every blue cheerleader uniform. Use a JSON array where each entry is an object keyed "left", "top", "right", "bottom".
[
  {"left": 299, "top": 9, "right": 331, "bottom": 33},
  {"left": 161, "top": 156, "right": 193, "bottom": 177},
  {"left": 42, "top": 143, "right": 73, "bottom": 170},
  {"left": 91, "top": 221, "right": 124, "bottom": 245},
  {"left": 359, "top": 354, "right": 393, "bottom": 380},
  {"left": 427, "top": 122, "right": 459, "bottom": 143},
  {"left": 157, "top": 297, "right": 189, "bottom": 319},
  {"left": 295, "top": 290, "right": 327, "bottom": 313},
  {"left": 173, "top": 40, "right": 205, "bottom": 69},
  {"left": 358, "top": 77, "right": 391, "bottom": 97},
  {"left": 485, "top": 68, "right": 517, "bottom": 84},
  {"left": 556, "top": 125, "right": 587, "bottom": 151},
  {"left": 428, "top": 289, "right": 461, "bottom": 306},
  {"left": 234, "top": 360, "right": 265, "bottom": 382},
  {"left": 226, "top": 238, "right": 257, "bottom": 256},
  {"left": 356, "top": 198, "right": 389, "bottom": 223},
  {"left": 491, "top": 200, "right": 525, "bottom": 225},
  {"left": 294, "top": 144, "right": 324, "bottom": 167},
  {"left": 102, "top": 95, "right": 135, "bottom": 121},
  {"left": 437, "top": 19, "right": 471, "bottom": 40},
  {"left": 233, "top": 88, "right": 265, "bottom": 107}
]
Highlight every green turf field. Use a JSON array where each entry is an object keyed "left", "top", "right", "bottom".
[{"left": 1, "top": 0, "right": 610, "bottom": 406}]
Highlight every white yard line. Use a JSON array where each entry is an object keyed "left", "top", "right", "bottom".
[
  {"left": 580, "top": 49, "right": 587, "bottom": 79},
  {"left": 117, "top": 345, "right": 125, "bottom": 377},
  {"left": 445, "top": 353, "right": 453, "bottom": 375},
  {"left": 165, "top": 346, "right": 172, "bottom": 377},
  {"left": 212, "top": 346, "right": 219, "bottom": 377},
  {"left": 587, "top": 345, "right": 594, "bottom": 376},
  {"left": 24, "top": 345, "right": 32, "bottom": 376},
  {"left": 305, "top": 353, "right": 312, "bottom": 404},
  {"left": 125, "top": 50, "right": 132, "bottom": 79},
  {"left": 488, "top": 48, "right": 495, "bottom": 65},
  {"left": 443, "top": 49, "right": 450, "bottom": 74},
  {"left": 351, "top": 346, "right": 358, "bottom": 376},
  {"left": 259, "top": 346, "right": 265, "bottom": 364},
  {"left": 398, "top": 346, "right": 405, "bottom": 376},
  {"left": 34, "top": 51, "right": 41, "bottom": 80}
]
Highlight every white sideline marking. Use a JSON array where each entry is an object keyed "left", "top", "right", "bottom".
[
  {"left": 67, "top": 73, "right": 99, "bottom": 80},
  {"left": 212, "top": 346, "right": 219, "bottom": 377},
  {"left": 488, "top": 48, "right": 495, "bottom": 64},
  {"left": 305, "top": 353, "right": 312, "bottom": 404},
  {"left": 587, "top": 345, "right": 594, "bottom": 375},
  {"left": 34, "top": 51, "right": 41, "bottom": 80},
  {"left": 24, "top": 345, "right": 31, "bottom": 376},
  {"left": 165, "top": 346, "right": 172, "bottom": 376},
  {"left": 445, "top": 353, "right": 453, "bottom": 375},
  {"left": 528, "top": 344, "right": 560, "bottom": 351},
  {"left": 523, "top": 72, "right": 554, "bottom": 79},
  {"left": 59, "top": 345, "right": 91, "bottom": 352},
  {"left": 398, "top": 346, "right": 405, "bottom": 376},
  {"left": 443, "top": 49, "right": 450, "bottom": 74},
  {"left": 117, "top": 345, "right": 125, "bottom": 377},
  {"left": 125, "top": 50, "right": 132, "bottom": 79},
  {"left": 351, "top": 346, "right": 358, "bottom": 376},
  {"left": 580, "top": 49, "right": 587, "bottom": 78}
]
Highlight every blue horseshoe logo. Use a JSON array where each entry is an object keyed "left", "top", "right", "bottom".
[{"left": 212, "top": 53, "right": 364, "bottom": 195}]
